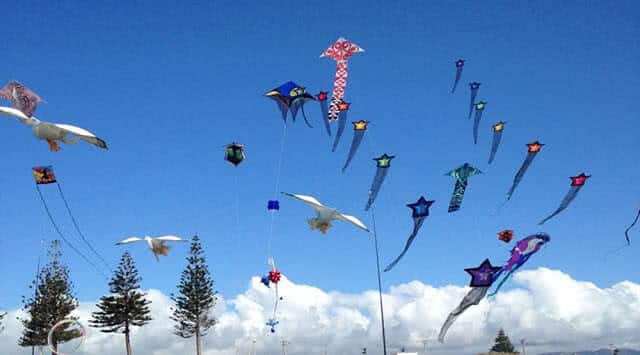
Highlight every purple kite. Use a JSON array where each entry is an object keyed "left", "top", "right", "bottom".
[
  {"left": 0, "top": 81, "right": 44, "bottom": 117},
  {"left": 384, "top": 197, "right": 434, "bottom": 272},
  {"left": 538, "top": 173, "right": 590, "bottom": 225},
  {"left": 451, "top": 59, "right": 465, "bottom": 93}
]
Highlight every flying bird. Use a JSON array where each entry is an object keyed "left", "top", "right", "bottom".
[
  {"left": 115, "top": 235, "right": 187, "bottom": 261},
  {"left": 282, "top": 192, "right": 369, "bottom": 233},
  {"left": 0, "top": 106, "right": 107, "bottom": 151}
]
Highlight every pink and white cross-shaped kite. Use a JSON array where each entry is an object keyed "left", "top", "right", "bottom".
[{"left": 320, "top": 37, "right": 364, "bottom": 122}]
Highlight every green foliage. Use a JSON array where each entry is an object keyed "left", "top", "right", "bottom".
[
  {"left": 490, "top": 328, "right": 517, "bottom": 353},
  {"left": 18, "top": 240, "right": 79, "bottom": 350},
  {"left": 171, "top": 235, "right": 218, "bottom": 339},
  {"left": 90, "top": 252, "right": 152, "bottom": 333}
]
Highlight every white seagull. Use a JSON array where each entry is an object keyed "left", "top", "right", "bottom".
[
  {"left": 116, "top": 235, "right": 187, "bottom": 261},
  {"left": 282, "top": 192, "right": 369, "bottom": 234},
  {"left": 0, "top": 106, "right": 107, "bottom": 151}
]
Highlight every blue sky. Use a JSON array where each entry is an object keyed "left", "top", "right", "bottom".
[{"left": 1, "top": 0, "right": 639, "bottom": 310}]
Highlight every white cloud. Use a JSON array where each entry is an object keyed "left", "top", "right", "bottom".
[{"left": 0, "top": 268, "right": 638, "bottom": 355}]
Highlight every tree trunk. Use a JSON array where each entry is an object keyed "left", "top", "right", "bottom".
[
  {"left": 195, "top": 327, "right": 201, "bottom": 355},
  {"left": 125, "top": 327, "right": 132, "bottom": 355}
]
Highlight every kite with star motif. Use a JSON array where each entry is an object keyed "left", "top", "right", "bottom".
[
  {"left": 451, "top": 59, "right": 465, "bottom": 93},
  {"left": 438, "top": 258, "right": 501, "bottom": 343},
  {"left": 472, "top": 101, "right": 487, "bottom": 144},
  {"left": 506, "top": 141, "right": 544, "bottom": 201},
  {"left": 488, "top": 121, "right": 506, "bottom": 164},
  {"left": 498, "top": 229, "right": 514, "bottom": 243},
  {"left": 538, "top": 174, "right": 590, "bottom": 225},
  {"left": 331, "top": 101, "right": 351, "bottom": 152},
  {"left": 468, "top": 82, "right": 481, "bottom": 119},
  {"left": 321, "top": 37, "right": 364, "bottom": 122},
  {"left": 342, "top": 120, "right": 368, "bottom": 172},
  {"left": 446, "top": 163, "right": 482, "bottom": 212},
  {"left": 316, "top": 91, "right": 332, "bottom": 136},
  {"left": 264, "top": 81, "right": 315, "bottom": 127},
  {"left": 0, "top": 81, "right": 44, "bottom": 117},
  {"left": 384, "top": 196, "right": 435, "bottom": 272},
  {"left": 365, "top": 154, "right": 394, "bottom": 211},
  {"left": 489, "top": 233, "right": 550, "bottom": 296}
]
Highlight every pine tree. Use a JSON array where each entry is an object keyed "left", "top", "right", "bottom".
[
  {"left": 0, "top": 311, "right": 6, "bottom": 333},
  {"left": 18, "top": 240, "right": 79, "bottom": 355},
  {"left": 490, "top": 328, "right": 517, "bottom": 353},
  {"left": 90, "top": 252, "right": 152, "bottom": 355},
  {"left": 171, "top": 235, "right": 217, "bottom": 355}
]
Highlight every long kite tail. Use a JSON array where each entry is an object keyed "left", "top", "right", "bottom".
[
  {"left": 342, "top": 130, "right": 366, "bottom": 173},
  {"left": 328, "top": 60, "right": 349, "bottom": 121},
  {"left": 473, "top": 110, "right": 483, "bottom": 145},
  {"left": 448, "top": 178, "right": 468, "bottom": 212},
  {"left": 468, "top": 89, "right": 478, "bottom": 119},
  {"left": 538, "top": 186, "right": 581, "bottom": 225},
  {"left": 383, "top": 218, "right": 425, "bottom": 272},
  {"left": 438, "top": 286, "right": 489, "bottom": 343},
  {"left": 506, "top": 153, "right": 535, "bottom": 201},
  {"left": 451, "top": 68, "right": 462, "bottom": 94},
  {"left": 331, "top": 108, "right": 348, "bottom": 152},
  {"left": 319, "top": 99, "right": 331, "bottom": 136},
  {"left": 625, "top": 209, "right": 640, "bottom": 245},
  {"left": 300, "top": 105, "right": 314, "bottom": 128},
  {"left": 365, "top": 168, "right": 389, "bottom": 211},
  {"left": 488, "top": 132, "right": 503, "bottom": 164}
]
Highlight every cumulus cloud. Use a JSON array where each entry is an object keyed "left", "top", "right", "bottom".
[{"left": 0, "top": 268, "right": 638, "bottom": 355}]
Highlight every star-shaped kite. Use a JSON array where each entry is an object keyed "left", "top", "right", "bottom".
[{"left": 464, "top": 258, "right": 502, "bottom": 287}]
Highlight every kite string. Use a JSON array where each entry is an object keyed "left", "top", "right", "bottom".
[
  {"left": 36, "top": 186, "right": 108, "bottom": 280},
  {"left": 56, "top": 183, "right": 112, "bottom": 273},
  {"left": 267, "top": 123, "right": 288, "bottom": 258}
]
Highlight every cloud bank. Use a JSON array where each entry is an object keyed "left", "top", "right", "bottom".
[{"left": 1, "top": 268, "right": 638, "bottom": 355}]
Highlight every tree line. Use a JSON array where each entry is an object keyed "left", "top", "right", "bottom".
[{"left": 15, "top": 235, "right": 216, "bottom": 355}]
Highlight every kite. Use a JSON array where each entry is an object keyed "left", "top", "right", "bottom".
[
  {"left": 33, "top": 166, "right": 110, "bottom": 278},
  {"left": 489, "top": 233, "right": 550, "bottom": 296},
  {"left": 261, "top": 258, "right": 283, "bottom": 333},
  {"left": 342, "top": 120, "right": 368, "bottom": 172},
  {"left": 365, "top": 154, "right": 395, "bottom": 211},
  {"left": 267, "top": 200, "right": 280, "bottom": 211},
  {"left": 321, "top": 37, "right": 364, "bottom": 121},
  {"left": 538, "top": 173, "right": 590, "bottom": 225},
  {"left": 115, "top": 235, "right": 187, "bottom": 262},
  {"left": 446, "top": 163, "right": 482, "bottom": 212},
  {"left": 438, "top": 258, "right": 502, "bottom": 343},
  {"left": 264, "top": 81, "right": 315, "bottom": 127},
  {"left": 384, "top": 196, "right": 434, "bottom": 272},
  {"left": 451, "top": 59, "right": 465, "bottom": 93},
  {"left": 282, "top": 192, "right": 369, "bottom": 233},
  {"left": 468, "top": 82, "right": 481, "bottom": 119},
  {"left": 472, "top": 101, "right": 487, "bottom": 144},
  {"left": 0, "top": 80, "right": 44, "bottom": 117},
  {"left": 331, "top": 101, "right": 350, "bottom": 152},
  {"left": 224, "top": 143, "right": 245, "bottom": 167},
  {"left": 498, "top": 229, "right": 514, "bottom": 243},
  {"left": 506, "top": 141, "right": 544, "bottom": 201},
  {"left": 316, "top": 91, "right": 332, "bottom": 136},
  {"left": 0, "top": 106, "right": 107, "bottom": 151},
  {"left": 488, "top": 121, "right": 506, "bottom": 164},
  {"left": 625, "top": 209, "right": 640, "bottom": 245}
]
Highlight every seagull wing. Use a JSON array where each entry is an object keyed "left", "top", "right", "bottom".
[
  {"left": 334, "top": 212, "right": 370, "bottom": 232},
  {"left": 52, "top": 123, "right": 108, "bottom": 149},
  {"left": 116, "top": 237, "right": 144, "bottom": 245},
  {"left": 155, "top": 235, "right": 187, "bottom": 242},
  {"left": 0, "top": 105, "right": 32, "bottom": 125},
  {"left": 282, "top": 192, "right": 325, "bottom": 210}
]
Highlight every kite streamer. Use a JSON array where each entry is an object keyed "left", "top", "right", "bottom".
[
  {"left": 331, "top": 101, "right": 350, "bottom": 152},
  {"left": 384, "top": 197, "right": 434, "bottom": 272},
  {"left": 342, "top": 120, "right": 368, "bottom": 172},
  {"left": 468, "top": 82, "right": 481, "bottom": 119},
  {"left": 472, "top": 101, "right": 487, "bottom": 144},
  {"left": 506, "top": 141, "right": 544, "bottom": 201},
  {"left": 451, "top": 59, "right": 465, "bottom": 93},
  {"left": 365, "top": 154, "right": 394, "bottom": 211},
  {"left": 538, "top": 174, "right": 590, "bottom": 225},
  {"left": 488, "top": 122, "right": 505, "bottom": 164},
  {"left": 316, "top": 91, "right": 331, "bottom": 136},
  {"left": 624, "top": 209, "right": 639, "bottom": 246}
]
